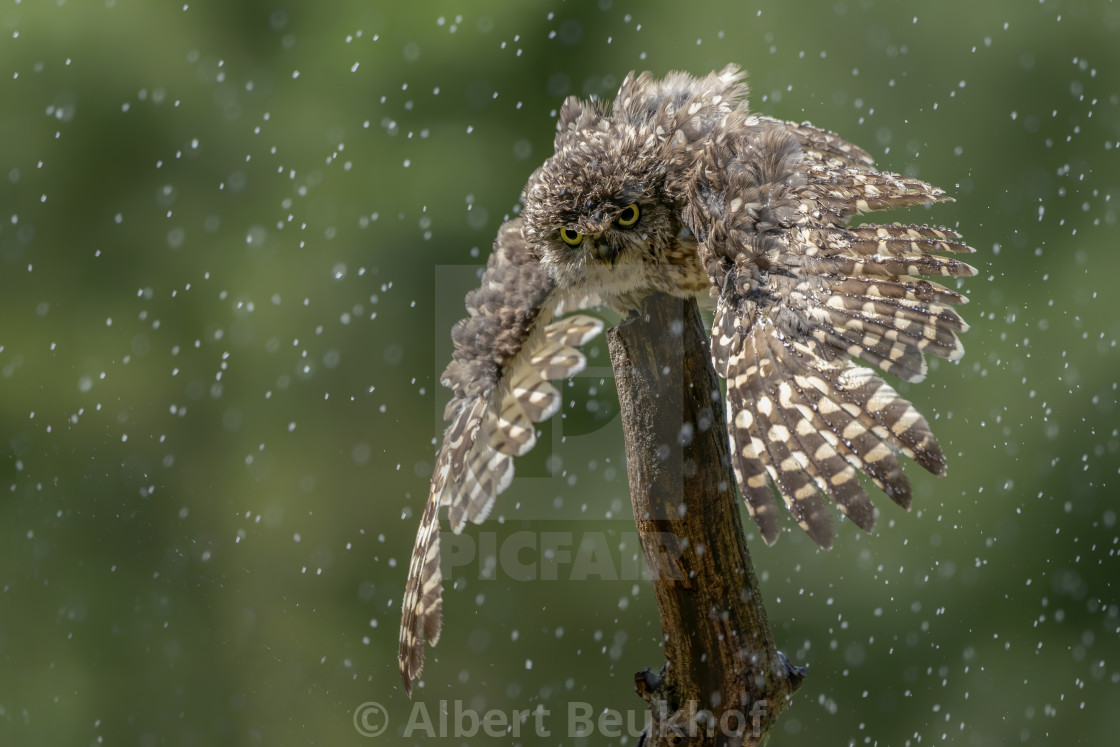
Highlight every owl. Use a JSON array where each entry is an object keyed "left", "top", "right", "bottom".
[{"left": 399, "top": 65, "right": 974, "bottom": 695}]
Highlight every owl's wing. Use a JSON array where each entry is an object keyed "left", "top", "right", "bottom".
[
  {"left": 683, "top": 114, "right": 975, "bottom": 548},
  {"left": 399, "top": 218, "right": 602, "bottom": 696}
]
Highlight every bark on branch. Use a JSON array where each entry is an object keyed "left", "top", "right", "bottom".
[{"left": 607, "top": 293, "right": 805, "bottom": 746}]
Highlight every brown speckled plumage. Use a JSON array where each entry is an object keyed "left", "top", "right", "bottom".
[
  {"left": 441, "top": 220, "right": 554, "bottom": 399},
  {"left": 400, "top": 65, "right": 975, "bottom": 694}
]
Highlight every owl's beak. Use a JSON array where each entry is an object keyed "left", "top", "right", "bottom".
[{"left": 595, "top": 240, "right": 620, "bottom": 266}]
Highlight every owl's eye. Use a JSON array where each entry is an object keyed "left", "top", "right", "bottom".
[
  {"left": 560, "top": 227, "right": 583, "bottom": 246},
  {"left": 615, "top": 203, "right": 640, "bottom": 227}
]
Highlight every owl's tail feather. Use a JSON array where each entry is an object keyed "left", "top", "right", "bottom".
[
  {"left": 792, "top": 222, "right": 978, "bottom": 383},
  {"left": 399, "top": 520, "right": 443, "bottom": 698},
  {"left": 722, "top": 332, "right": 783, "bottom": 544},
  {"left": 808, "top": 164, "right": 955, "bottom": 213},
  {"left": 725, "top": 315, "right": 946, "bottom": 547},
  {"left": 804, "top": 252, "right": 977, "bottom": 281},
  {"left": 826, "top": 276, "right": 969, "bottom": 308},
  {"left": 399, "top": 395, "right": 486, "bottom": 697},
  {"left": 825, "top": 364, "right": 946, "bottom": 478},
  {"left": 399, "top": 313, "right": 601, "bottom": 696},
  {"left": 778, "top": 340, "right": 916, "bottom": 507},
  {"left": 728, "top": 319, "right": 835, "bottom": 547},
  {"left": 845, "top": 223, "right": 975, "bottom": 256},
  {"left": 758, "top": 329, "right": 882, "bottom": 530}
]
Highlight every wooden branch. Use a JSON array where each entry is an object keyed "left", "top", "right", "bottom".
[{"left": 607, "top": 293, "right": 805, "bottom": 746}]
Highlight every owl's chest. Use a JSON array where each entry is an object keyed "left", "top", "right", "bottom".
[
  {"left": 587, "top": 236, "right": 710, "bottom": 313},
  {"left": 656, "top": 236, "right": 710, "bottom": 296},
  {"left": 615, "top": 230, "right": 709, "bottom": 308}
]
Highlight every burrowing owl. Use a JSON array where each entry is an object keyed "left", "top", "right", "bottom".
[{"left": 399, "top": 65, "right": 974, "bottom": 694}]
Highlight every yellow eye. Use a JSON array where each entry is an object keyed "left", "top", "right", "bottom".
[
  {"left": 560, "top": 227, "right": 583, "bottom": 246},
  {"left": 616, "top": 203, "right": 640, "bottom": 227}
]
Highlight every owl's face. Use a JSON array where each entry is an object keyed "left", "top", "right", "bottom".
[{"left": 520, "top": 121, "right": 685, "bottom": 296}]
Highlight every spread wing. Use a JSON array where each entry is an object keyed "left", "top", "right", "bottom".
[
  {"left": 683, "top": 113, "right": 975, "bottom": 548},
  {"left": 398, "top": 218, "right": 602, "bottom": 695}
]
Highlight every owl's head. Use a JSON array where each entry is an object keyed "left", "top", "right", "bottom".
[
  {"left": 520, "top": 96, "right": 679, "bottom": 292},
  {"left": 519, "top": 67, "right": 749, "bottom": 293}
]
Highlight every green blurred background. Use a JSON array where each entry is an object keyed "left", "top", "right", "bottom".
[{"left": 1, "top": 1, "right": 1118, "bottom": 744}]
